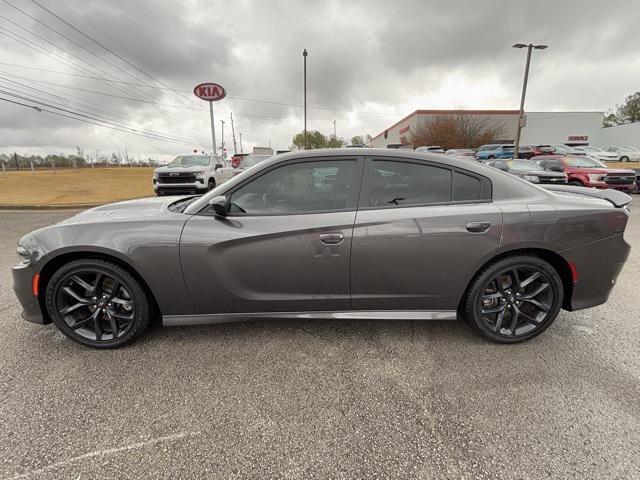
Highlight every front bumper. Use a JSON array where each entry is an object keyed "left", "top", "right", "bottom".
[
  {"left": 153, "top": 181, "right": 206, "bottom": 193},
  {"left": 12, "top": 261, "right": 46, "bottom": 324}
]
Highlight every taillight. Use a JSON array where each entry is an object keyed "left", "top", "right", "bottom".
[{"left": 230, "top": 156, "right": 241, "bottom": 168}]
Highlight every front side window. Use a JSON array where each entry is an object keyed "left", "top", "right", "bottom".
[
  {"left": 228, "top": 160, "right": 358, "bottom": 214},
  {"left": 367, "top": 160, "right": 452, "bottom": 207}
]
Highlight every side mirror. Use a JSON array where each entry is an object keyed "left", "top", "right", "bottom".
[
  {"left": 208, "top": 195, "right": 228, "bottom": 217},
  {"left": 214, "top": 163, "right": 223, "bottom": 170}
]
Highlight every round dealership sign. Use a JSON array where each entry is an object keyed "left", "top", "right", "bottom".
[{"left": 193, "top": 82, "right": 226, "bottom": 101}]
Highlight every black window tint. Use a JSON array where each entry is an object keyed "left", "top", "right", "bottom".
[
  {"left": 229, "top": 160, "right": 357, "bottom": 214},
  {"left": 453, "top": 171, "right": 482, "bottom": 201},
  {"left": 368, "top": 160, "right": 451, "bottom": 207}
]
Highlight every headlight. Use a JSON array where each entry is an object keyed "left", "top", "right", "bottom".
[
  {"left": 193, "top": 170, "right": 205, "bottom": 176},
  {"left": 16, "top": 233, "right": 41, "bottom": 264},
  {"left": 523, "top": 175, "right": 539, "bottom": 183},
  {"left": 152, "top": 171, "right": 158, "bottom": 178},
  {"left": 588, "top": 174, "right": 605, "bottom": 182}
]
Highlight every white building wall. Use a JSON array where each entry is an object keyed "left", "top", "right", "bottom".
[
  {"left": 517, "top": 112, "right": 603, "bottom": 145},
  {"left": 595, "top": 122, "right": 640, "bottom": 148}
]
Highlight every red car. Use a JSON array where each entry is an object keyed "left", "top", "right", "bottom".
[{"left": 535, "top": 155, "right": 636, "bottom": 192}]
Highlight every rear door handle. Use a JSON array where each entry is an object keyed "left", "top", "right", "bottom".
[
  {"left": 465, "top": 222, "right": 491, "bottom": 233},
  {"left": 320, "top": 233, "right": 345, "bottom": 245}
]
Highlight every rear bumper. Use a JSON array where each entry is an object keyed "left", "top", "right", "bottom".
[
  {"left": 562, "top": 233, "right": 630, "bottom": 311},
  {"left": 11, "top": 262, "right": 46, "bottom": 324}
]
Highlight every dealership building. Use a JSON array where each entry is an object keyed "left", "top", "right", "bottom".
[{"left": 369, "top": 109, "right": 639, "bottom": 149}]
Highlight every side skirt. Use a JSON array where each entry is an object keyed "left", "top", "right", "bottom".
[{"left": 163, "top": 310, "right": 458, "bottom": 326}]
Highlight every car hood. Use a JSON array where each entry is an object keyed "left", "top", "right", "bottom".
[
  {"left": 154, "top": 166, "right": 206, "bottom": 174},
  {"left": 566, "top": 167, "right": 635, "bottom": 174},
  {"left": 524, "top": 170, "right": 566, "bottom": 177},
  {"left": 57, "top": 196, "right": 190, "bottom": 225}
]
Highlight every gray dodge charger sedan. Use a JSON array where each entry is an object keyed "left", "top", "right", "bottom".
[{"left": 12, "top": 149, "right": 631, "bottom": 348}]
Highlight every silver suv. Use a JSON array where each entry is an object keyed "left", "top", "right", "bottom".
[{"left": 153, "top": 154, "right": 234, "bottom": 196}]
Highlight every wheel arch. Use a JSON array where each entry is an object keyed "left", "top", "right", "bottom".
[
  {"left": 37, "top": 250, "right": 161, "bottom": 324},
  {"left": 458, "top": 247, "right": 574, "bottom": 312}
]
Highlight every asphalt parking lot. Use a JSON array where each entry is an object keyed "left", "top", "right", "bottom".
[{"left": 0, "top": 209, "right": 638, "bottom": 480}]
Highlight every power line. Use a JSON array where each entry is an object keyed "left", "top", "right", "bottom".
[
  {"left": 0, "top": 92, "right": 207, "bottom": 147},
  {"left": 0, "top": 61, "right": 397, "bottom": 117},
  {"left": 0, "top": 96, "right": 207, "bottom": 148},
  {"left": 29, "top": 0, "right": 201, "bottom": 107},
  {"left": 0, "top": 80, "right": 210, "bottom": 145}
]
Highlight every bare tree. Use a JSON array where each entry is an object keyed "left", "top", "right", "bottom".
[{"left": 410, "top": 111, "right": 506, "bottom": 150}]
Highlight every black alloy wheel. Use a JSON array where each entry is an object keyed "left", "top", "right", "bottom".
[
  {"left": 46, "top": 259, "right": 151, "bottom": 348},
  {"left": 463, "top": 256, "right": 563, "bottom": 343}
]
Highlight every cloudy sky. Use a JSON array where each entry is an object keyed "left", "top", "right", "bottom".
[{"left": 0, "top": 0, "right": 639, "bottom": 161}]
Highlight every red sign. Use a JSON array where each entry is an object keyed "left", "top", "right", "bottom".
[{"left": 193, "top": 82, "right": 226, "bottom": 101}]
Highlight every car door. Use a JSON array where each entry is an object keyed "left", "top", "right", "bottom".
[
  {"left": 350, "top": 156, "right": 503, "bottom": 312},
  {"left": 213, "top": 156, "right": 235, "bottom": 183},
  {"left": 180, "top": 155, "right": 364, "bottom": 314}
]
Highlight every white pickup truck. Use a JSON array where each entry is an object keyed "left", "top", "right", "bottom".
[{"left": 152, "top": 154, "right": 234, "bottom": 196}]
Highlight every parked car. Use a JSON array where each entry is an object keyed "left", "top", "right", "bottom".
[
  {"left": 521, "top": 145, "right": 547, "bottom": 158},
  {"left": 152, "top": 154, "right": 234, "bottom": 196},
  {"left": 230, "top": 153, "right": 249, "bottom": 168},
  {"left": 232, "top": 154, "right": 271, "bottom": 175},
  {"left": 547, "top": 144, "right": 585, "bottom": 156},
  {"left": 475, "top": 144, "right": 514, "bottom": 161},
  {"left": 535, "top": 155, "right": 636, "bottom": 192},
  {"left": 486, "top": 159, "right": 567, "bottom": 184},
  {"left": 13, "top": 148, "right": 631, "bottom": 348},
  {"left": 415, "top": 145, "right": 445, "bottom": 153},
  {"left": 572, "top": 146, "right": 618, "bottom": 162},
  {"left": 603, "top": 146, "right": 640, "bottom": 162},
  {"left": 386, "top": 143, "right": 414, "bottom": 150},
  {"left": 445, "top": 148, "right": 475, "bottom": 158},
  {"left": 632, "top": 169, "right": 640, "bottom": 194}
]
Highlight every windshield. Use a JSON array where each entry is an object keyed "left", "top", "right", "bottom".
[
  {"left": 504, "top": 160, "right": 539, "bottom": 172},
  {"left": 565, "top": 156, "right": 606, "bottom": 168},
  {"left": 167, "top": 155, "right": 210, "bottom": 167}
]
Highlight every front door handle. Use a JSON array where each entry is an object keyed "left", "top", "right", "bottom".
[
  {"left": 319, "top": 233, "right": 345, "bottom": 245},
  {"left": 465, "top": 222, "right": 491, "bottom": 233}
]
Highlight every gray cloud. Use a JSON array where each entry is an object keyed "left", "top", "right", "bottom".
[{"left": 0, "top": 0, "right": 639, "bottom": 159}]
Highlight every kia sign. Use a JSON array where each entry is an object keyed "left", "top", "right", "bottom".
[{"left": 193, "top": 82, "right": 226, "bottom": 102}]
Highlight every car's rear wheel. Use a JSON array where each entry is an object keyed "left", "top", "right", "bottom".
[
  {"left": 45, "top": 259, "right": 151, "bottom": 348},
  {"left": 621, "top": 156, "right": 629, "bottom": 162},
  {"left": 462, "top": 256, "right": 563, "bottom": 343}
]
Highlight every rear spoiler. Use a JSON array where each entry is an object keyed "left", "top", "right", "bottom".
[{"left": 542, "top": 185, "right": 632, "bottom": 208}]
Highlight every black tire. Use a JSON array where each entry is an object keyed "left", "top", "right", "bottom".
[
  {"left": 207, "top": 179, "right": 215, "bottom": 191},
  {"left": 45, "top": 259, "right": 151, "bottom": 348},
  {"left": 487, "top": 155, "right": 495, "bottom": 159},
  {"left": 462, "top": 255, "right": 563, "bottom": 343},
  {"left": 621, "top": 156, "right": 629, "bottom": 162},
  {"left": 568, "top": 180, "right": 584, "bottom": 187}
]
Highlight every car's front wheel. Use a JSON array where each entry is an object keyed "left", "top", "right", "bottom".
[
  {"left": 462, "top": 255, "right": 563, "bottom": 343},
  {"left": 45, "top": 259, "right": 151, "bottom": 348}
]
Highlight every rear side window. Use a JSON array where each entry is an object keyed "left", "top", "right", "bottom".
[
  {"left": 368, "top": 160, "right": 452, "bottom": 207},
  {"left": 453, "top": 171, "right": 482, "bottom": 201}
]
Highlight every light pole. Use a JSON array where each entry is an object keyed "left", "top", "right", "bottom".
[
  {"left": 512, "top": 43, "right": 547, "bottom": 159},
  {"left": 220, "top": 119, "right": 225, "bottom": 158},
  {"left": 303, "top": 49, "right": 308, "bottom": 149},
  {"left": 239, "top": 132, "right": 243, "bottom": 154}
]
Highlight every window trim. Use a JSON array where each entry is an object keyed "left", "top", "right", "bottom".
[
  {"left": 358, "top": 156, "right": 493, "bottom": 211},
  {"left": 216, "top": 155, "right": 365, "bottom": 217}
]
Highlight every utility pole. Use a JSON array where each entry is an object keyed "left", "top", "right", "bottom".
[
  {"left": 124, "top": 145, "right": 130, "bottom": 165},
  {"left": 220, "top": 119, "right": 225, "bottom": 158},
  {"left": 512, "top": 43, "right": 547, "bottom": 159},
  {"left": 230, "top": 113, "right": 238, "bottom": 154},
  {"left": 14, "top": 152, "right": 19, "bottom": 171},
  {"left": 333, "top": 120, "right": 336, "bottom": 138},
  {"left": 239, "top": 133, "right": 243, "bottom": 153},
  {"left": 303, "top": 49, "right": 308, "bottom": 149}
]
